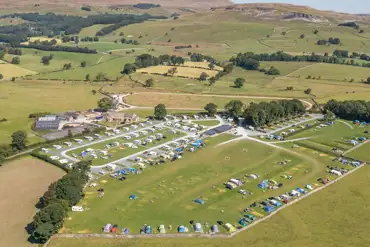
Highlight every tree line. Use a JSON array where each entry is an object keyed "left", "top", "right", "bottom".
[
  {"left": 30, "top": 161, "right": 91, "bottom": 243},
  {"left": 324, "top": 100, "right": 370, "bottom": 121},
  {"left": 16, "top": 44, "right": 97, "bottom": 54},
  {"left": 0, "top": 13, "right": 167, "bottom": 44},
  {"left": 317, "top": 37, "right": 341, "bottom": 45},
  {"left": 203, "top": 99, "right": 306, "bottom": 127},
  {"left": 230, "top": 51, "right": 370, "bottom": 70},
  {"left": 133, "top": 3, "right": 161, "bottom": 9},
  {"left": 95, "top": 14, "right": 166, "bottom": 36}
]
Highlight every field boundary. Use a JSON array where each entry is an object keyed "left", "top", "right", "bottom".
[{"left": 51, "top": 162, "right": 365, "bottom": 241}]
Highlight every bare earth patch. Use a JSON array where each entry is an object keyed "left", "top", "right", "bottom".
[{"left": 0, "top": 157, "right": 65, "bottom": 247}]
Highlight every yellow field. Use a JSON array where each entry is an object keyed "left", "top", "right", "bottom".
[
  {"left": 136, "top": 65, "right": 219, "bottom": 79},
  {"left": 0, "top": 63, "right": 37, "bottom": 79},
  {"left": 183, "top": 61, "right": 224, "bottom": 71},
  {"left": 21, "top": 36, "right": 62, "bottom": 45}
]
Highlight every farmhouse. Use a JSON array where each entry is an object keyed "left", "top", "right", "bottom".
[{"left": 104, "top": 112, "right": 139, "bottom": 124}]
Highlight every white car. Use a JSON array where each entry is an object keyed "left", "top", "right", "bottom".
[
  {"left": 238, "top": 189, "right": 248, "bottom": 195},
  {"left": 99, "top": 171, "right": 106, "bottom": 175},
  {"left": 50, "top": 156, "right": 60, "bottom": 160}
]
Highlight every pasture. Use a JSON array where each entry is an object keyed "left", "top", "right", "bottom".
[
  {"left": 48, "top": 165, "right": 370, "bottom": 247},
  {"left": 0, "top": 157, "right": 65, "bottom": 247},
  {"left": 62, "top": 133, "right": 353, "bottom": 234},
  {"left": 0, "top": 81, "right": 102, "bottom": 144},
  {"left": 125, "top": 93, "right": 274, "bottom": 109},
  {"left": 0, "top": 63, "right": 37, "bottom": 79},
  {"left": 136, "top": 65, "right": 219, "bottom": 79}
]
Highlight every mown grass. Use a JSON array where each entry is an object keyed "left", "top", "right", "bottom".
[
  {"left": 49, "top": 165, "right": 370, "bottom": 247},
  {"left": 62, "top": 134, "right": 353, "bottom": 234},
  {"left": 0, "top": 81, "right": 102, "bottom": 144}
]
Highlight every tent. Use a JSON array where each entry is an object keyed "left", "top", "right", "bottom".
[
  {"left": 211, "top": 225, "right": 219, "bottom": 233},
  {"left": 103, "top": 224, "right": 112, "bottom": 233},
  {"left": 244, "top": 213, "right": 257, "bottom": 221},
  {"left": 296, "top": 188, "right": 307, "bottom": 194},
  {"left": 175, "top": 148, "right": 183, "bottom": 153},
  {"left": 224, "top": 223, "right": 237, "bottom": 233},
  {"left": 258, "top": 180, "right": 269, "bottom": 189},
  {"left": 159, "top": 224, "right": 166, "bottom": 234},
  {"left": 117, "top": 169, "right": 127, "bottom": 175},
  {"left": 194, "top": 198, "right": 205, "bottom": 204},
  {"left": 145, "top": 225, "right": 152, "bottom": 234},
  {"left": 111, "top": 224, "right": 118, "bottom": 233},
  {"left": 353, "top": 120, "right": 360, "bottom": 124},
  {"left": 351, "top": 161, "right": 361, "bottom": 167},
  {"left": 238, "top": 218, "right": 248, "bottom": 227},
  {"left": 122, "top": 228, "right": 129, "bottom": 235},
  {"left": 128, "top": 167, "right": 137, "bottom": 173},
  {"left": 305, "top": 184, "right": 313, "bottom": 190},
  {"left": 264, "top": 205, "right": 275, "bottom": 213},
  {"left": 178, "top": 225, "right": 186, "bottom": 233},
  {"left": 270, "top": 200, "right": 282, "bottom": 207},
  {"left": 194, "top": 223, "right": 203, "bottom": 233},
  {"left": 129, "top": 194, "right": 137, "bottom": 200}
]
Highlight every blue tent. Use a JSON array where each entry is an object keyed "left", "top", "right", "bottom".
[
  {"left": 264, "top": 205, "right": 275, "bottom": 213},
  {"left": 238, "top": 218, "right": 248, "bottom": 227},
  {"left": 145, "top": 225, "right": 152, "bottom": 234},
  {"left": 352, "top": 161, "right": 361, "bottom": 167},
  {"left": 361, "top": 122, "right": 367, "bottom": 125},
  {"left": 296, "top": 188, "right": 306, "bottom": 194},
  {"left": 194, "top": 198, "right": 205, "bottom": 204},
  {"left": 128, "top": 167, "right": 136, "bottom": 173},
  {"left": 178, "top": 225, "right": 186, "bottom": 233},
  {"left": 175, "top": 147, "right": 183, "bottom": 152},
  {"left": 270, "top": 200, "right": 282, "bottom": 207},
  {"left": 258, "top": 180, "right": 269, "bottom": 189},
  {"left": 129, "top": 194, "right": 137, "bottom": 200},
  {"left": 353, "top": 120, "right": 360, "bottom": 124},
  {"left": 123, "top": 228, "right": 129, "bottom": 235},
  {"left": 117, "top": 169, "right": 127, "bottom": 175}
]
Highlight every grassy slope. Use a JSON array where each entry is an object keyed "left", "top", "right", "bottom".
[{"left": 50, "top": 165, "right": 370, "bottom": 247}]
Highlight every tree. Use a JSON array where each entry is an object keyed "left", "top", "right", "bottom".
[
  {"left": 313, "top": 29, "right": 319, "bottom": 34},
  {"left": 325, "top": 110, "right": 336, "bottom": 121},
  {"left": 0, "top": 144, "right": 10, "bottom": 166},
  {"left": 63, "top": 63, "right": 72, "bottom": 70},
  {"left": 41, "top": 56, "right": 50, "bottom": 65},
  {"left": 174, "top": 56, "right": 185, "bottom": 65},
  {"left": 286, "top": 86, "right": 293, "bottom": 91},
  {"left": 199, "top": 72, "right": 208, "bottom": 81},
  {"left": 0, "top": 74, "right": 3, "bottom": 80},
  {"left": 81, "top": 61, "right": 87, "bottom": 67},
  {"left": 95, "top": 72, "right": 106, "bottom": 81},
  {"left": 208, "top": 63, "right": 215, "bottom": 70},
  {"left": 204, "top": 103, "right": 218, "bottom": 116},
  {"left": 32, "top": 223, "right": 55, "bottom": 243},
  {"left": 300, "top": 34, "right": 305, "bottom": 39},
  {"left": 154, "top": 104, "right": 167, "bottom": 119},
  {"left": 11, "top": 56, "right": 20, "bottom": 64},
  {"left": 122, "top": 63, "right": 136, "bottom": 74},
  {"left": 234, "top": 78, "right": 245, "bottom": 88},
  {"left": 208, "top": 77, "right": 216, "bottom": 86},
  {"left": 145, "top": 78, "right": 154, "bottom": 87},
  {"left": 91, "top": 89, "right": 96, "bottom": 95},
  {"left": 97, "top": 97, "right": 113, "bottom": 111},
  {"left": 366, "top": 77, "right": 370, "bottom": 84},
  {"left": 11, "top": 131, "right": 27, "bottom": 151},
  {"left": 225, "top": 100, "right": 245, "bottom": 118},
  {"left": 167, "top": 67, "right": 177, "bottom": 76},
  {"left": 85, "top": 74, "right": 90, "bottom": 81},
  {"left": 304, "top": 88, "right": 312, "bottom": 95},
  {"left": 68, "top": 129, "right": 73, "bottom": 138},
  {"left": 265, "top": 66, "right": 280, "bottom": 75}
]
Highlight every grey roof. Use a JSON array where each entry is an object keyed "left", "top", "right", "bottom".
[{"left": 203, "top": 125, "right": 232, "bottom": 136}]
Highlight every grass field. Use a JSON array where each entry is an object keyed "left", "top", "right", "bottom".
[
  {"left": 62, "top": 134, "right": 352, "bottom": 234},
  {"left": 282, "top": 121, "right": 370, "bottom": 155},
  {"left": 125, "top": 93, "right": 273, "bottom": 108},
  {"left": 136, "top": 65, "right": 219, "bottom": 79},
  {"left": 347, "top": 141, "right": 370, "bottom": 162},
  {"left": 79, "top": 24, "right": 111, "bottom": 37},
  {"left": 21, "top": 36, "right": 63, "bottom": 45},
  {"left": 0, "top": 81, "right": 102, "bottom": 144},
  {"left": 0, "top": 63, "right": 37, "bottom": 78},
  {"left": 0, "top": 157, "right": 65, "bottom": 247},
  {"left": 49, "top": 165, "right": 370, "bottom": 247},
  {"left": 4, "top": 48, "right": 104, "bottom": 73}
]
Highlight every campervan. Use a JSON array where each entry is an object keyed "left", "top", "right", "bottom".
[{"left": 53, "top": 145, "right": 62, "bottom": 150}]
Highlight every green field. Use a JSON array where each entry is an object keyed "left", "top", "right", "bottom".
[
  {"left": 347, "top": 141, "right": 370, "bottom": 162},
  {"left": 63, "top": 134, "right": 354, "bottom": 234},
  {"left": 49, "top": 165, "right": 370, "bottom": 247},
  {"left": 0, "top": 81, "right": 102, "bottom": 144}
]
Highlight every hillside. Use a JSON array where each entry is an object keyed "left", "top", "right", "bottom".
[
  {"left": 0, "top": 0, "right": 232, "bottom": 10},
  {"left": 211, "top": 3, "right": 370, "bottom": 22}
]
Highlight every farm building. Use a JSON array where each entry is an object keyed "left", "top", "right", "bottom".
[
  {"left": 35, "top": 115, "right": 66, "bottom": 130},
  {"left": 104, "top": 112, "right": 139, "bottom": 124},
  {"left": 203, "top": 125, "right": 232, "bottom": 136}
]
